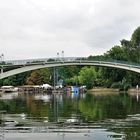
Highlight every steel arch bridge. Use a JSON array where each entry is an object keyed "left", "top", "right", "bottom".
[{"left": 0, "top": 57, "right": 140, "bottom": 79}]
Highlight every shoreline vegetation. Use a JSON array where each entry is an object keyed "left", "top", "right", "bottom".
[{"left": 88, "top": 87, "right": 139, "bottom": 94}]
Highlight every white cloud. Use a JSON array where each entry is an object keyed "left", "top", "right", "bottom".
[{"left": 0, "top": 0, "right": 140, "bottom": 60}]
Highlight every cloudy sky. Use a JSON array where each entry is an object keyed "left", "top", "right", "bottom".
[{"left": 0, "top": 0, "right": 140, "bottom": 60}]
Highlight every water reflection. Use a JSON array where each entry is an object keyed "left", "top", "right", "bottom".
[
  {"left": 34, "top": 94, "right": 51, "bottom": 103},
  {"left": 136, "top": 92, "right": 139, "bottom": 102},
  {"left": 0, "top": 92, "right": 18, "bottom": 100},
  {"left": 0, "top": 92, "right": 140, "bottom": 139}
]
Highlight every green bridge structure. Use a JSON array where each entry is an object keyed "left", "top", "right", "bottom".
[{"left": 0, "top": 57, "right": 140, "bottom": 79}]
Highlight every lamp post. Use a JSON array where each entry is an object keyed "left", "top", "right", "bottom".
[
  {"left": 62, "top": 50, "right": 64, "bottom": 57},
  {"left": 53, "top": 67, "right": 56, "bottom": 90},
  {"left": 1, "top": 54, "right": 4, "bottom": 62},
  {"left": 0, "top": 54, "right": 4, "bottom": 63},
  {"left": 57, "top": 52, "right": 59, "bottom": 61},
  {"left": 54, "top": 52, "right": 60, "bottom": 89}
]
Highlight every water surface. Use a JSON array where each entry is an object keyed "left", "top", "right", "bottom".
[{"left": 0, "top": 91, "right": 140, "bottom": 140}]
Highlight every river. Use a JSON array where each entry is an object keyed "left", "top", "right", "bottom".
[{"left": 0, "top": 91, "right": 140, "bottom": 140}]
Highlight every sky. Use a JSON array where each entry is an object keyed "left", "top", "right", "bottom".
[{"left": 0, "top": 0, "right": 140, "bottom": 60}]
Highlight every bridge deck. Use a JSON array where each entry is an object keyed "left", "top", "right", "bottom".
[{"left": 0, "top": 57, "right": 140, "bottom": 79}]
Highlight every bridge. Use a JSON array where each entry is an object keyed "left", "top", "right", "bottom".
[{"left": 0, "top": 57, "right": 140, "bottom": 79}]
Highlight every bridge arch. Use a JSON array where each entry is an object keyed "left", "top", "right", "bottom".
[{"left": 0, "top": 60, "right": 140, "bottom": 79}]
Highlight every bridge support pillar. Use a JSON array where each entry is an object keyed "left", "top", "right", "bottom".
[{"left": 1, "top": 68, "right": 3, "bottom": 74}]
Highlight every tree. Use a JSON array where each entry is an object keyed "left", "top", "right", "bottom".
[
  {"left": 105, "top": 45, "right": 127, "bottom": 61},
  {"left": 2, "top": 76, "right": 17, "bottom": 86},
  {"left": 59, "top": 66, "right": 81, "bottom": 85},
  {"left": 26, "top": 70, "right": 43, "bottom": 85},
  {"left": 131, "top": 26, "right": 140, "bottom": 47},
  {"left": 26, "top": 68, "right": 53, "bottom": 85},
  {"left": 130, "top": 26, "right": 140, "bottom": 63},
  {"left": 78, "top": 66, "right": 97, "bottom": 89},
  {"left": 39, "top": 68, "right": 53, "bottom": 85}
]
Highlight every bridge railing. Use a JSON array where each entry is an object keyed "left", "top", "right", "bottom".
[
  {"left": 0, "top": 57, "right": 85, "bottom": 66},
  {"left": 0, "top": 57, "right": 140, "bottom": 69},
  {"left": 99, "top": 59, "right": 140, "bottom": 68}
]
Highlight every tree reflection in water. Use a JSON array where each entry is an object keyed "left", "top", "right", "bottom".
[{"left": 0, "top": 92, "right": 140, "bottom": 139}]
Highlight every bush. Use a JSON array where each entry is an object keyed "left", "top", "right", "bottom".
[
  {"left": 111, "top": 82, "right": 122, "bottom": 89},
  {"left": 111, "top": 82, "right": 131, "bottom": 91}
]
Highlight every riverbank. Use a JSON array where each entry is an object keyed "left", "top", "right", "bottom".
[
  {"left": 88, "top": 88, "right": 120, "bottom": 96},
  {"left": 88, "top": 87, "right": 139, "bottom": 95},
  {"left": 89, "top": 88, "right": 119, "bottom": 92}
]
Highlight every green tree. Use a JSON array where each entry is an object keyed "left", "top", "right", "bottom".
[
  {"left": 105, "top": 45, "right": 127, "bottom": 61},
  {"left": 131, "top": 26, "right": 140, "bottom": 47},
  {"left": 78, "top": 66, "right": 97, "bottom": 89},
  {"left": 59, "top": 66, "right": 81, "bottom": 85},
  {"left": 3, "top": 76, "right": 17, "bottom": 86},
  {"left": 39, "top": 68, "right": 53, "bottom": 85}
]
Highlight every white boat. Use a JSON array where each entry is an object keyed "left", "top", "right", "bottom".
[
  {"left": 0, "top": 86, "right": 18, "bottom": 93},
  {"left": 66, "top": 118, "right": 78, "bottom": 123},
  {"left": 4, "top": 120, "right": 18, "bottom": 127}
]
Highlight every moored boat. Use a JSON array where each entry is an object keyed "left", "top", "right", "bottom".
[{"left": 0, "top": 86, "right": 18, "bottom": 93}]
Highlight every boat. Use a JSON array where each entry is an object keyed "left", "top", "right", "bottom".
[
  {"left": 0, "top": 86, "right": 18, "bottom": 93},
  {"left": 4, "top": 120, "right": 18, "bottom": 127}
]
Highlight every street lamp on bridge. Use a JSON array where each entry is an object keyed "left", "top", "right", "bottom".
[
  {"left": 0, "top": 53, "right": 4, "bottom": 62},
  {"left": 56, "top": 52, "right": 60, "bottom": 61},
  {"left": 61, "top": 50, "right": 64, "bottom": 58}
]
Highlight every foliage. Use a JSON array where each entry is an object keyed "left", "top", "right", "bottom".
[
  {"left": 78, "top": 66, "right": 97, "bottom": 89},
  {"left": 87, "top": 55, "right": 107, "bottom": 61},
  {"left": 111, "top": 82, "right": 122, "bottom": 89},
  {"left": 0, "top": 72, "right": 30, "bottom": 86},
  {"left": 111, "top": 81, "right": 131, "bottom": 91},
  {"left": 26, "top": 70, "right": 43, "bottom": 85},
  {"left": 58, "top": 66, "right": 81, "bottom": 86},
  {"left": 131, "top": 26, "right": 140, "bottom": 47},
  {"left": 26, "top": 68, "right": 52, "bottom": 85},
  {"left": 105, "top": 45, "right": 128, "bottom": 61}
]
